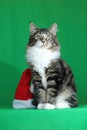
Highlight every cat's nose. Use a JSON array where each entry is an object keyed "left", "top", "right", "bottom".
[{"left": 42, "top": 40, "right": 45, "bottom": 43}]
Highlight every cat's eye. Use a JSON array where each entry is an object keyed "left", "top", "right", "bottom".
[{"left": 35, "top": 35, "right": 40, "bottom": 40}]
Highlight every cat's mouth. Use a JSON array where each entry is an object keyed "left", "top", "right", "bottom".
[{"left": 35, "top": 41, "right": 43, "bottom": 47}]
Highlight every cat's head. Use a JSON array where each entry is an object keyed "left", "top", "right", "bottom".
[{"left": 28, "top": 23, "right": 60, "bottom": 50}]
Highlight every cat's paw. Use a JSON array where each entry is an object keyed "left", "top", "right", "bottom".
[
  {"left": 37, "top": 103, "right": 45, "bottom": 109},
  {"left": 37, "top": 103, "right": 55, "bottom": 110},
  {"left": 56, "top": 101, "right": 70, "bottom": 109},
  {"left": 44, "top": 103, "right": 55, "bottom": 110}
]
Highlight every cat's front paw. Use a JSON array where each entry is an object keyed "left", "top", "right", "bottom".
[
  {"left": 37, "top": 103, "right": 55, "bottom": 110},
  {"left": 44, "top": 103, "right": 55, "bottom": 110},
  {"left": 37, "top": 103, "right": 45, "bottom": 109}
]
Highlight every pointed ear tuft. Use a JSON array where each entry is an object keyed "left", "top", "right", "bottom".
[
  {"left": 48, "top": 23, "right": 58, "bottom": 36},
  {"left": 30, "top": 23, "right": 39, "bottom": 34}
]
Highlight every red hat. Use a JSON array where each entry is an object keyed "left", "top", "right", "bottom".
[{"left": 12, "top": 69, "right": 35, "bottom": 109}]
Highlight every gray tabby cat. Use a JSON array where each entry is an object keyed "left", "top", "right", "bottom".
[{"left": 26, "top": 23, "right": 78, "bottom": 109}]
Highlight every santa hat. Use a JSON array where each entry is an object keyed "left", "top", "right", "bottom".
[{"left": 12, "top": 68, "right": 35, "bottom": 109}]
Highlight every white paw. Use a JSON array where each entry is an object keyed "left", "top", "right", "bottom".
[
  {"left": 56, "top": 101, "right": 70, "bottom": 109},
  {"left": 37, "top": 103, "right": 45, "bottom": 109},
  {"left": 44, "top": 103, "right": 55, "bottom": 110}
]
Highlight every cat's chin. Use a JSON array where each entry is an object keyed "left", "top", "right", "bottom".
[{"left": 37, "top": 103, "right": 55, "bottom": 110}]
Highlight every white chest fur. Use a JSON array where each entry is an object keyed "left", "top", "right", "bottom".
[{"left": 26, "top": 46, "right": 60, "bottom": 89}]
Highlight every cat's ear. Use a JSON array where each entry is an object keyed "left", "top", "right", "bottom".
[
  {"left": 48, "top": 23, "right": 58, "bottom": 36},
  {"left": 30, "top": 23, "right": 39, "bottom": 34}
]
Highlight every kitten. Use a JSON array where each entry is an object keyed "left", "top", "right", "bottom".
[{"left": 26, "top": 23, "right": 78, "bottom": 109}]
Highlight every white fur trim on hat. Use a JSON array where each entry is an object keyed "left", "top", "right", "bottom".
[{"left": 12, "top": 99, "right": 36, "bottom": 109}]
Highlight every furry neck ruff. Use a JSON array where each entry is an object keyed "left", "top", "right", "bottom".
[{"left": 26, "top": 46, "right": 60, "bottom": 71}]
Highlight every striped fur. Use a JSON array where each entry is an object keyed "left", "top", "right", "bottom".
[{"left": 26, "top": 23, "right": 78, "bottom": 109}]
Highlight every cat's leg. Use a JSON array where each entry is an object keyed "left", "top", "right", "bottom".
[
  {"left": 44, "top": 68, "right": 59, "bottom": 110},
  {"left": 36, "top": 87, "right": 56, "bottom": 109},
  {"left": 65, "top": 93, "right": 78, "bottom": 108},
  {"left": 34, "top": 87, "right": 47, "bottom": 109},
  {"left": 36, "top": 88, "right": 46, "bottom": 109},
  {"left": 44, "top": 88, "right": 57, "bottom": 110},
  {"left": 33, "top": 71, "right": 56, "bottom": 109},
  {"left": 55, "top": 95, "right": 70, "bottom": 109},
  {"left": 55, "top": 88, "right": 78, "bottom": 109},
  {"left": 30, "top": 84, "right": 45, "bottom": 109},
  {"left": 32, "top": 71, "right": 46, "bottom": 109},
  {"left": 37, "top": 88, "right": 56, "bottom": 110}
]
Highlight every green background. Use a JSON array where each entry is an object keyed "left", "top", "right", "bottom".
[
  {"left": 0, "top": 1, "right": 87, "bottom": 130},
  {"left": 0, "top": 0, "right": 87, "bottom": 107}
]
